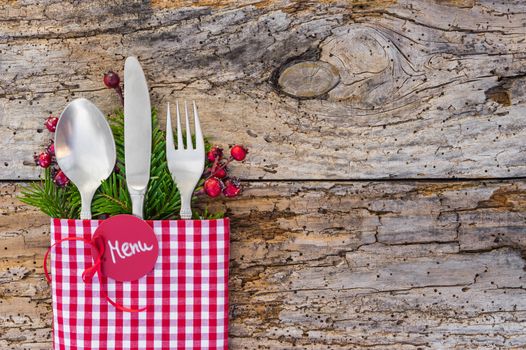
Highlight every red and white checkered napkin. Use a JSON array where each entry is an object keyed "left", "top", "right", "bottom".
[{"left": 50, "top": 218, "right": 230, "bottom": 350}]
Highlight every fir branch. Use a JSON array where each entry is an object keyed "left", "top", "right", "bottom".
[
  {"left": 19, "top": 168, "right": 80, "bottom": 218},
  {"left": 19, "top": 109, "right": 223, "bottom": 220}
]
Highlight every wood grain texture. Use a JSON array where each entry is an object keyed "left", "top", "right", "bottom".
[
  {"left": 1, "top": 180, "right": 525, "bottom": 349},
  {"left": 1, "top": 0, "right": 526, "bottom": 349},
  {"left": 0, "top": 0, "right": 525, "bottom": 180}
]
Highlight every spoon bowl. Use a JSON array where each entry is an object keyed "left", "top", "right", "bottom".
[{"left": 55, "top": 98, "right": 116, "bottom": 219}]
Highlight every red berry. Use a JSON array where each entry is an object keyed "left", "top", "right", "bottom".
[
  {"left": 103, "top": 71, "right": 120, "bottom": 89},
  {"left": 213, "top": 166, "right": 227, "bottom": 179},
  {"left": 37, "top": 152, "right": 51, "bottom": 168},
  {"left": 207, "top": 146, "right": 223, "bottom": 162},
  {"left": 54, "top": 170, "right": 69, "bottom": 187},
  {"left": 223, "top": 178, "right": 241, "bottom": 197},
  {"left": 204, "top": 177, "right": 222, "bottom": 198},
  {"left": 44, "top": 115, "right": 58, "bottom": 132},
  {"left": 230, "top": 145, "right": 248, "bottom": 161}
]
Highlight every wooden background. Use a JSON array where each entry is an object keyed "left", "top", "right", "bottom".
[{"left": 1, "top": 0, "right": 525, "bottom": 349}]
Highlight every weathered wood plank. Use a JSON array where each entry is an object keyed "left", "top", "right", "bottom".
[
  {"left": 1, "top": 180, "right": 525, "bottom": 349},
  {"left": 0, "top": 0, "right": 525, "bottom": 180}
]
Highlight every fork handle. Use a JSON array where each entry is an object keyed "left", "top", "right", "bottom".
[{"left": 179, "top": 194, "right": 193, "bottom": 219}]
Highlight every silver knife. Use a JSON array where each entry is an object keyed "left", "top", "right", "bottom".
[{"left": 124, "top": 56, "right": 151, "bottom": 219}]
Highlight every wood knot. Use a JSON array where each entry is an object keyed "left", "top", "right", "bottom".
[
  {"left": 318, "top": 25, "right": 416, "bottom": 108},
  {"left": 485, "top": 85, "right": 511, "bottom": 106},
  {"left": 277, "top": 61, "right": 340, "bottom": 99}
]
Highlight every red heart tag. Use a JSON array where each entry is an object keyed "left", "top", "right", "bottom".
[{"left": 92, "top": 214, "right": 159, "bottom": 282}]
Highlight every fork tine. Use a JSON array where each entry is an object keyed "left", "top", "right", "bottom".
[
  {"left": 184, "top": 100, "right": 193, "bottom": 149},
  {"left": 193, "top": 101, "right": 204, "bottom": 152},
  {"left": 166, "top": 102, "right": 175, "bottom": 155},
  {"left": 176, "top": 101, "right": 183, "bottom": 150}
]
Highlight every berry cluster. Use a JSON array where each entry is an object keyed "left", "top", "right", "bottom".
[
  {"left": 203, "top": 145, "right": 248, "bottom": 198},
  {"left": 34, "top": 115, "right": 70, "bottom": 187}
]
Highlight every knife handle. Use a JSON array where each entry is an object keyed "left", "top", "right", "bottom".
[{"left": 130, "top": 193, "right": 145, "bottom": 219}]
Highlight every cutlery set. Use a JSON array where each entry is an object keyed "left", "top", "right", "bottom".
[{"left": 55, "top": 57, "right": 204, "bottom": 220}]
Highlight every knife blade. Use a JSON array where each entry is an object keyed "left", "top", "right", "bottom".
[{"left": 124, "top": 56, "right": 151, "bottom": 219}]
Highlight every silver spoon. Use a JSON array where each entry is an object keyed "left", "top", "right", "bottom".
[{"left": 55, "top": 98, "right": 116, "bottom": 219}]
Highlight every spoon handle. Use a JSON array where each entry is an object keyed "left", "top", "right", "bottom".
[{"left": 80, "top": 190, "right": 96, "bottom": 220}]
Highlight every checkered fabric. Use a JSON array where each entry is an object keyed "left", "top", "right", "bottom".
[{"left": 49, "top": 218, "right": 230, "bottom": 350}]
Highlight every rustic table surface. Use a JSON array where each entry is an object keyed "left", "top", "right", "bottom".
[{"left": 1, "top": 0, "right": 525, "bottom": 349}]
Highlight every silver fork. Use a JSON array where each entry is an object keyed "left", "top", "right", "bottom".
[{"left": 166, "top": 101, "right": 205, "bottom": 219}]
